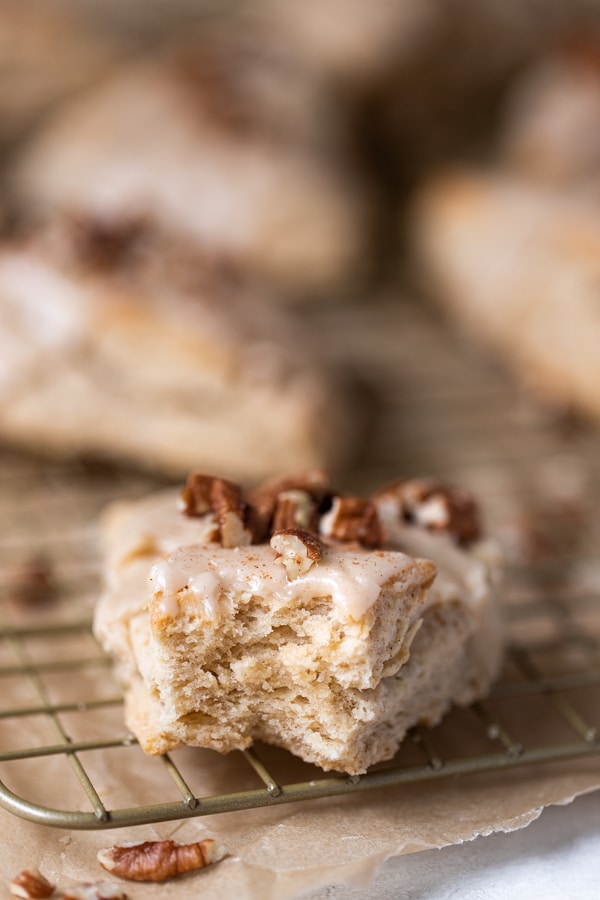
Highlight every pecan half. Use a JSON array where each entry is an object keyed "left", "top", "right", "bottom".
[
  {"left": 97, "top": 839, "right": 226, "bottom": 883},
  {"left": 10, "top": 869, "right": 54, "bottom": 899},
  {"left": 319, "top": 497, "right": 383, "bottom": 548},
  {"left": 378, "top": 479, "right": 481, "bottom": 546},
  {"left": 62, "top": 884, "right": 128, "bottom": 900},
  {"left": 270, "top": 529, "right": 322, "bottom": 579}
]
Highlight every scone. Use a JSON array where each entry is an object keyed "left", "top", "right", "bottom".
[
  {"left": 12, "top": 53, "right": 367, "bottom": 298},
  {"left": 412, "top": 168, "right": 600, "bottom": 422},
  {"left": 94, "top": 471, "right": 502, "bottom": 774},
  {"left": 0, "top": 228, "right": 345, "bottom": 479}
]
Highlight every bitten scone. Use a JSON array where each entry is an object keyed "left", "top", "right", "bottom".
[
  {"left": 94, "top": 471, "right": 503, "bottom": 775},
  {"left": 0, "top": 228, "right": 344, "bottom": 479}
]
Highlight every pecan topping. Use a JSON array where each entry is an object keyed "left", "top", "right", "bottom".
[
  {"left": 378, "top": 479, "right": 481, "bottom": 546},
  {"left": 210, "top": 478, "right": 253, "bottom": 548},
  {"left": 10, "top": 869, "right": 54, "bottom": 899},
  {"left": 246, "top": 470, "right": 330, "bottom": 534},
  {"left": 180, "top": 472, "right": 217, "bottom": 516},
  {"left": 180, "top": 473, "right": 253, "bottom": 547},
  {"left": 97, "top": 839, "right": 226, "bottom": 883},
  {"left": 62, "top": 884, "right": 129, "bottom": 900},
  {"left": 178, "top": 470, "right": 481, "bottom": 551},
  {"left": 272, "top": 490, "right": 317, "bottom": 532},
  {"left": 270, "top": 529, "right": 322, "bottom": 579},
  {"left": 319, "top": 497, "right": 383, "bottom": 548}
]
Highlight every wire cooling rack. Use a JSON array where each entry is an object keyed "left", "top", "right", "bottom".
[
  {"left": 0, "top": 557, "right": 598, "bottom": 830},
  {"left": 0, "top": 296, "right": 598, "bottom": 830}
]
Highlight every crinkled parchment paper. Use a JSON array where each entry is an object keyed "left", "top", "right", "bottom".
[{"left": 0, "top": 740, "right": 598, "bottom": 899}]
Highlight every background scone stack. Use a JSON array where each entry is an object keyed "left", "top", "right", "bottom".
[{"left": 0, "top": 0, "right": 599, "bottom": 478}]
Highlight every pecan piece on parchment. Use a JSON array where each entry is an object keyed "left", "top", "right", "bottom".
[{"left": 97, "top": 839, "right": 226, "bottom": 883}]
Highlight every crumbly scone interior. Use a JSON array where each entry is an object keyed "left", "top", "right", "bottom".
[
  {"left": 123, "top": 584, "right": 486, "bottom": 774},
  {"left": 130, "top": 544, "right": 436, "bottom": 769}
]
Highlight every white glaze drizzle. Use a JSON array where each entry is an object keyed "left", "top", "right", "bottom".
[{"left": 149, "top": 543, "right": 425, "bottom": 623}]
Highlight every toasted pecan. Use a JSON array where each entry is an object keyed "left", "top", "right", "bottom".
[{"left": 319, "top": 497, "right": 383, "bottom": 548}]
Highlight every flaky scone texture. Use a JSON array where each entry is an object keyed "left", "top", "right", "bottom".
[{"left": 94, "top": 473, "right": 503, "bottom": 774}]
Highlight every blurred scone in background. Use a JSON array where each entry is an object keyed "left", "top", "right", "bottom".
[{"left": 1, "top": 0, "right": 600, "bottom": 487}]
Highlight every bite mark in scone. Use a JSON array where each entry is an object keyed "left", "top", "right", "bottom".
[{"left": 94, "top": 472, "right": 503, "bottom": 774}]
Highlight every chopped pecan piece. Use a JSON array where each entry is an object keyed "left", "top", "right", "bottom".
[
  {"left": 10, "top": 869, "right": 54, "bottom": 899},
  {"left": 180, "top": 472, "right": 217, "bottom": 517},
  {"left": 97, "top": 839, "right": 225, "bottom": 883},
  {"left": 270, "top": 529, "right": 322, "bottom": 579},
  {"left": 319, "top": 497, "right": 383, "bottom": 548},
  {"left": 272, "top": 489, "right": 317, "bottom": 532},
  {"left": 210, "top": 478, "right": 253, "bottom": 548},
  {"left": 247, "top": 470, "right": 330, "bottom": 536},
  {"left": 180, "top": 474, "right": 253, "bottom": 547},
  {"left": 378, "top": 479, "right": 481, "bottom": 546}
]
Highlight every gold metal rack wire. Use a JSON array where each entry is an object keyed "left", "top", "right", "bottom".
[
  {"left": 0, "top": 297, "right": 598, "bottom": 831},
  {"left": 0, "top": 502, "right": 598, "bottom": 830},
  {"left": 0, "top": 572, "right": 598, "bottom": 830}
]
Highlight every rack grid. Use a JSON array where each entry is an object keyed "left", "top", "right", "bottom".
[{"left": 0, "top": 506, "right": 599, "bottom": 829}]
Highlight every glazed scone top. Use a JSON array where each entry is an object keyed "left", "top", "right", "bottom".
[
  {"left": 102, "top": 471, "right": 493, "bottom": 630},
  {"left": 150, "top": 542, "right": 434, "bottom": 624}
]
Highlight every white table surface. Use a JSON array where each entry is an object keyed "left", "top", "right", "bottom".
[{"left": 303, "top": 789, "right": 600, "bottom": 900}]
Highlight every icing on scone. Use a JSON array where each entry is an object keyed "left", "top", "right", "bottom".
[{"left": 150, "top": 543, "right": 433, "bottom": 624}]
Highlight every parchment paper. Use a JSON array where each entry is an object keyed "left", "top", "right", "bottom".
[{"left": 0, "top": 740, "right": 598, "bottom": 900}]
